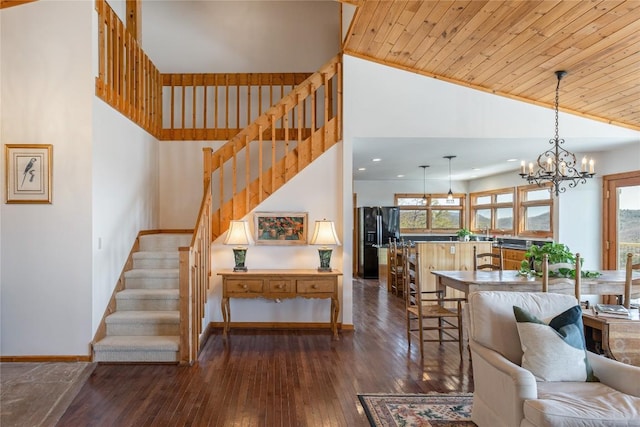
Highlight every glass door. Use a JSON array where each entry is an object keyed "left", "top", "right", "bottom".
[{"left": 602, "top": 171, "right": 640, "bottom": 269}]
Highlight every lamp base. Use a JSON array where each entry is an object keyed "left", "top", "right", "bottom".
[
  {"left": 232, "top": 248, "right": 248, "bottom": 272},
  {"left": 317, "top": 248, "right": 333, "bottom": 272},
  {"left": 317, "top": 266, "right": 333, "bottom": 272}
]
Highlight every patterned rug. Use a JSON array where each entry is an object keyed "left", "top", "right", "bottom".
[{"left": 358, "top": 392, "right": 476, "bottom": 427}]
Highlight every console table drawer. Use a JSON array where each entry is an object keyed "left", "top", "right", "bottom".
[
  {"left": 226, "top": 279, "right": 264, "bottom": 294},
  {"left": 267, "top": 279, "right": 294, "bottom": 293},
  {"left": 297, "top": 279, "right": 335, "bottom": 294}
]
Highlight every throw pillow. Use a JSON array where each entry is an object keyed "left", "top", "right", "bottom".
[{"left": 513, "top": 304, "right": 597, "bottom": 382}]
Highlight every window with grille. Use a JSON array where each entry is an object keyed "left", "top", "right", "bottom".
[
  {"left": 518, "top": 184, "right": 553, "bottom": 238},
  {"left": 469, "top": 188, "right": 515, "bottom": 235},
  {"left": 395, "top": 193, "right": 465, "bottom": 233}
]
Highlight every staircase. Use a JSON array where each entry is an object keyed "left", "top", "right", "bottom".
[{"left": 93, "top": 233, "right": 191, "bottom": 363}]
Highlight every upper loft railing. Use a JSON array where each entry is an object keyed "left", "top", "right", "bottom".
[
  {"left": 95, "top": 1, "right": 319, "bottom": 144},
  {"left": 95, "top": 0, "right": 162, "bottom": 136},
  {"left": 160, "top": 72, "right": 312, "bottom": 141}
]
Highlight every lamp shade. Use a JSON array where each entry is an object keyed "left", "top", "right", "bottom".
[
  {"left": 310, "top": 220, "right": 341, "bottom": 246},
  {"left": 223, "top": 220, "right": 254, "bottom": 246}
]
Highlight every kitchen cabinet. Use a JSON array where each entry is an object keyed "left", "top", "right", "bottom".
[
  {"left": 496, "top": 247, "right": 528, "bottom": 270},
  {"left": 416, "top": 242, "right": 492, "bottom": 301}
]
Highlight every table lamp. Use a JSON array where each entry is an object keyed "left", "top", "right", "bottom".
[
  {"left": 310, "top": 219, "right": 341, "bottom": 272},
  {"left": 224, "top": 220, "right": 254, "bottom": 272}
]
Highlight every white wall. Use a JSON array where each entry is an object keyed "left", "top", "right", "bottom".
[
  {"left": 1, "top": 0, "right": 94, "bottom": 355},
  {"left": 92, "top": 99, "right": 160, "bottom": 331},
  {"left": 142, "top": 1, "right": 340, "bottom": 73},
  {"left": 158, "top": 141, "right": 223, "bottom": 229},
  {"left": 354, "top": 179, "right": 468, "bottom": 207}
]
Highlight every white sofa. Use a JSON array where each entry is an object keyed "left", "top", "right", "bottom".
[{"left": 467, "top": 291, "right": 640, "bottom": 427}]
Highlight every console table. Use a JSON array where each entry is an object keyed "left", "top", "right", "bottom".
[{"left": 218, "top": 269, "right": 342, "bottom": 339}]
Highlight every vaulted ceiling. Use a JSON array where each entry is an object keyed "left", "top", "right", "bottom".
[{"left": 343, "top": 0, "right": 640, "bottom": 132}]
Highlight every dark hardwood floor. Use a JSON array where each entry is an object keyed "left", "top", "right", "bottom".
[{"left": 57, "top": 278, "right": 473, "bottom": 426}]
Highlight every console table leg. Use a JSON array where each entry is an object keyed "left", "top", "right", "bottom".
[
  {"left": 331, "top": 297, "right": 340, "bottom": 339},
  {"left": 221, "top": 297, "right": 230, "bottom": 337}
]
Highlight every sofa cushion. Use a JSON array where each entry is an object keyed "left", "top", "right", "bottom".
[
  {"left": 514, "top": 304, "right": 596, "bottom": 382},
  {"left": 468, "top": 291, "right": 578, "bottom": 365},
  {"left": 524, "top": 381, "right": 640, "bottom": 427}
]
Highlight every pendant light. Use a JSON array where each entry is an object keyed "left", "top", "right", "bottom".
[
  {"left": 443, "top": 155, "right": 456, "bottom": 202},
  {"left": 419, "top": 165, "right": 429, "bottom": 204}
]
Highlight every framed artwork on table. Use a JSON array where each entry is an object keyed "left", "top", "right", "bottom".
[
  {"left": 5, "top": 144, "right": 53, "bottom": 204},
  {"left": 254, "top": 212, "right": 308, "bottom": 245}
]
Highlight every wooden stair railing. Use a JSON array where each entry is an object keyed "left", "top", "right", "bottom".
[
  {"left": 179, "top": 180, "right": 212, "bottom": 365},
  {"left": 95, "top": 0, "right": 162, "bottom": 136},
  {"left": 203, "top": 54, "right": 343, "bottom": 239}
]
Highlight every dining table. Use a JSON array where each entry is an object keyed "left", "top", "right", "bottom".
[{"left": 432, "top": 269, "right": 640, "bottom": 298}]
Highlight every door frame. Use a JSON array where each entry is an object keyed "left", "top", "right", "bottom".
[{"left": 602, "top": 170, "right": 640, "bottom": 269}]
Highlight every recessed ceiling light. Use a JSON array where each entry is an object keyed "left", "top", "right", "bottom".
[
  {"left": 472, "top": 168, "right": 480, "bottom": 171},
  {"left": 372, "top": 158, "right": 381, "bottom": 162},
  {"left": 358, "top": 167, "right": 366, "bottom": 171},
  {"left": 507, "top": 158, "right": 518, "bottom": 162},
  {"left": 397, "top": 174, "right": 404, "bottom": 178}
]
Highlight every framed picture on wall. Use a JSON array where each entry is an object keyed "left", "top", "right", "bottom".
[
  {"left": 5, "top": 144, "right": 53, "bottom": 204},
  {"left": 254, "top": 212, "right": 308, "bottom": 245}
]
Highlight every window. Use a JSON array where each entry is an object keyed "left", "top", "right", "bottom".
[
  {"left": 518, "top": 184, "right": 553, "bottom": 238},
  {"left": 395, "top": 193, "right": 465, "bottom": 233},
  {"left": 469, "top": 188, "right": 515, "bottom": 235}
]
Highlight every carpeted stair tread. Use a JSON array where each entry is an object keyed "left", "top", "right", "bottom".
[
  {"left": 132, "top": 252, "right": 180, "bottom": 269},
  {"left": 133, "top": 251, "right": 179, "bottom": 259},
  {"left": 124, "top": 269, "right": 178, "bottom": 278},
  {"left": 117, "top": 289, "right": 179, "bottom": 300},
  {"left": 139, "top": 233, "right": 192, "bottom": 252},
  {"left": 94, "top": 335, "right": 179, "bottom": 351},
  {"left": 106, "top": 311, "right": 179, "bottom": 324}
]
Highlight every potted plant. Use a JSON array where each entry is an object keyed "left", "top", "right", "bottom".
[
  {"left": 456, "top": 228, "right": 471, "bottom": 241},
  {"left": 519, "top": 242, "right": 600, "bottom": 278}
]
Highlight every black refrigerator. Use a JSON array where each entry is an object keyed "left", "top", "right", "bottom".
[{"left": 357, "top": 206, "right": 400, "bottom": 279}]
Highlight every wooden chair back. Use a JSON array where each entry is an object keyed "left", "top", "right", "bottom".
[
  {"left": 624, "top": 252, "right": 635, "bottom": 308},
  {"left": 473, "top": 245, "right": 502, "bottom": 271},
  {"left": 540, "top": 253, "right": 581, "bottom": 298}
]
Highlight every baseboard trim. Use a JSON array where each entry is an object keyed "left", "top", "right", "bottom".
[
  {"left": 0, "top": 355, "right": 92, "bottom": 362},
  {"left": 208, "top": 321, "right": 353, "bottom": 330}
]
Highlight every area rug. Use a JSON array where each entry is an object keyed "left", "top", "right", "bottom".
[{"left": 358, "top": 392, "right": 476, "bottom": 427}]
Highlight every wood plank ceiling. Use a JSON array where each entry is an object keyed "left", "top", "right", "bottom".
[
  {"left": 0, "top": 0, "right": 38, "bottom": 9},
  {"left": 343, "top": 0, "right": 640, "bottom": 131}
]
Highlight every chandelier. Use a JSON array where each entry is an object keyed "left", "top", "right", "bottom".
[{"left": 519, "top": 70, "right": 595, "bottom": 196}]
